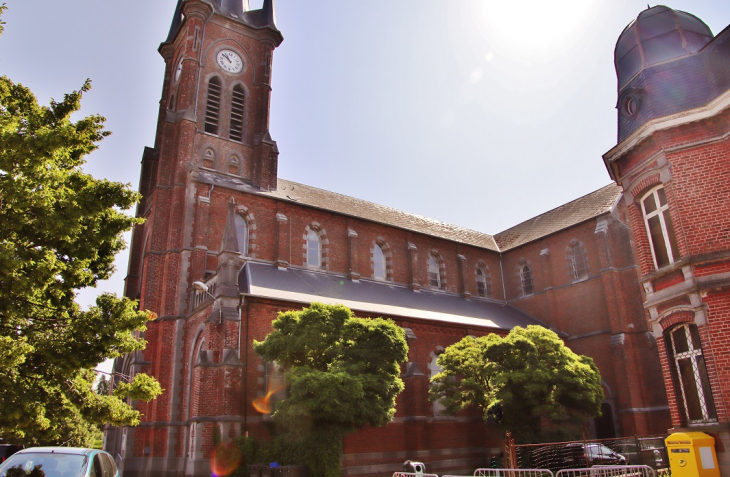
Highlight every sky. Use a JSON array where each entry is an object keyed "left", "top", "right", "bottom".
[{"left": 1, "top": 0, "right": 729, "bottom": 336}]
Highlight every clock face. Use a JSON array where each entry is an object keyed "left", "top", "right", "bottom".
[
  {"left": 216, "top": 50, "right": 243, "bottom": 74},
  {"left": 174, "top": 60, "right": 183, "bottom": 82}
]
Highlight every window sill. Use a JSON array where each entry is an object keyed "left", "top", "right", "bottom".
[{"left": 641, "top": 258, "right": 687, "bottom": 284}]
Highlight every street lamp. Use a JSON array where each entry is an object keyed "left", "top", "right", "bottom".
[{"left": 192, "top": 281, "right": 222, "bottom": 324}]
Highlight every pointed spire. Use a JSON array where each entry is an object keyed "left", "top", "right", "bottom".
[
  {"left": 242, "top": 0, "right": 279, "bottom": 31},
  {"left": 221, "top": 198, "right": 240, "bottom": 253},
  {"left": 165, "top": 0, "right": 185, "bottom": 43},
  {"left": 220, "top": 0, "right": 247, "bottom": 17},
  {"left": 262, "top": 0, "right": 277, "bottom": 29}
]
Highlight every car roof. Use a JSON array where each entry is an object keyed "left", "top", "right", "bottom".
[{"left": 16, "top": 447, "right": 98, "bottom": 456}]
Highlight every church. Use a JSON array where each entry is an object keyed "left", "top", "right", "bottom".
[{"left": 107, "top": 1, "right": 730, "bottom": 476}]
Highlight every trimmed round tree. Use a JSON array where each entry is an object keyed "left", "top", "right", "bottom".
[
  {"left": 430, "top": 325, "right": 603, "bottom": 443},
  {"left": 254, "top": 303, "right": 408, "bottom": 477}
]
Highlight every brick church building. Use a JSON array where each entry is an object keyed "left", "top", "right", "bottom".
[{"left": 106, "top": 1, "right": 730, "bottom": 476}]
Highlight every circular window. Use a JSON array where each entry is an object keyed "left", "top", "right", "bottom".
[{"left": 623, "top": 96, "right": 638, "bottom": 117}]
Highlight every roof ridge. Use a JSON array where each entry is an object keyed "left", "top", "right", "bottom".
[
  {"left": 493, "top": 183, "right": 623, "bottom": 251},
  {"left": 496, "top": 183, "right": 620, "bottom": 237},
  {"left": 277, "top": 178, "right": 496, "bottom": 236}
]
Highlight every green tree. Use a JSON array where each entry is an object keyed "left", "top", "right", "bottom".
[
  {"left": 95, "top": 375, "right": 111, "bottom": 396},
  {"left": 0, "top": 4, "right": 6, "bottom": 35},
  {"left": 430, "top": 325, "right": 603, "bottom": 443},
  {"left": 0, "top": 8, "right": 162, "bottom": 446},
  {"left": 254, "top": 303, "right": 408, "bottom": 477}
]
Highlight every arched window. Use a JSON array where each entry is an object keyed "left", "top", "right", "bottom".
[
  {"left": 229, "top": 85, "right": 245, "bottom": 141},
  {"left": 476, "top": 268, "right": 491, "bottom": 298},
  {"left": 666, "top": 324, "right": 717, "bottom": 424},
  {"left": 373, "top": 243, "right": 386, "bottom": 280},
  {"left": 229, "top": 155, "right": 240, "bottom": 175},
  {"left": 570, "top": 243, "right": 588, "bottom": 281},
  {"left": 204, "top": 77, "right": 222, "bottom": 135},
  {"left": 234, "top": 214, "right": 248, "bottom": 255},
  {"left": 429, "top": 350, "right": 447, "bottom": 417},
  {"left": 306, "top": 229, "right": 321, "bottom": 268},
  {"left": 520, "top": 264, "right": 533, "bottom": 296},
  {"left": 641, "top": 186, "right": 680, "bottom": 269},
  {"left": 428, "top": 255, "right": 442, "bottom": 289},
  {"left": 202, "top": 148, "right": 215, "bottom": 168}
]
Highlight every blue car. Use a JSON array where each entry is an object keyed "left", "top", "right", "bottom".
[{"left": 0, "top": 447, "right": 118, "bottom": 477}]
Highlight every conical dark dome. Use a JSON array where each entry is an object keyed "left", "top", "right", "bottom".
[{"left": 615, "top": 5, "right": 713, "bottom": 90}]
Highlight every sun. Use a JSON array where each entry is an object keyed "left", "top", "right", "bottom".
[{"left": 476, "top": 0, "right": 599, "bottom": 63}]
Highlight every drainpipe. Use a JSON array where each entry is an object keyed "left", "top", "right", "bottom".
[{"left": 499, "top": 253, "right": 508, "bottom": 306}]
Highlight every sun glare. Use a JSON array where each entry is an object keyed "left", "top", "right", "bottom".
[
  {"left": 252, "top": 368, "right": 286, "bottom": 415},
  {"left": 477, "top": 0, "right": 598, "bottom": 63}
]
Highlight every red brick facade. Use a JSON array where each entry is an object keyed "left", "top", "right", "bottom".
[
  {"left": 106, "top": 2, "right": 730, "bottom": 476},
  {"left": 604, "top": 6, "right": 730, "bottom": 474}
]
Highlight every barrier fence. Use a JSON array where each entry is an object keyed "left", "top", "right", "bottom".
[
  {"left": 474, "top": 469, "right": 555, "bottom": 477},
  {"left": 510, "top": 436, "right": 668, "bottom": 472},
  {"left": 394, "top": 465, "right": 655, "bottom": 477},
  {"left": 392, "top": 473, "right": 439, "bottom": 477},
  {"left": 555, "top": 465, "right": 656, "bottom": 477}
]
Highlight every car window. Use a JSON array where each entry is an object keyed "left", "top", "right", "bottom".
[
  {"left": 100, "top": 454, "right": 115, "bottom": 477},
  {"left": 90, "top": 455, "right": 105, "bottom": 477},
  {"left": 0, "top": 452, "right": 86, "bottom": 477}
]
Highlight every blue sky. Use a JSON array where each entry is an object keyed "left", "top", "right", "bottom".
[{"left": 1, "top": 0, "right": 729, "bottom": 333}]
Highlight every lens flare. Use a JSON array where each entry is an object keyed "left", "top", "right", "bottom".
[
  {"left": 210, "top": 443, "right": 242, "bottom": 476},
  {"left": 252, "top": 380, "right": 286, "bottom": 414}
]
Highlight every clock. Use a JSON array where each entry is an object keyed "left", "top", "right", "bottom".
[
  {"left": 174, "top": 59, "right": 183, "bottom": 82},
  {"left": 216, "top": 50, "right": 243, "bottom": 74}
]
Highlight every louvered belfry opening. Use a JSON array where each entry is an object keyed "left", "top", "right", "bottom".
[
  {"left": 205, "top": 77, "right": 222, "bottom": 135},
  {"left": 230, "top": 85, "right": 245, "bottom": 141}
]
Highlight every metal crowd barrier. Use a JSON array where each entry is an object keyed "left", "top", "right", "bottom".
[
  {"left": 555, "top": 465, "right": 656, "bottom": 477},
  {"left": 474, "top": 469, "right": 555, "bottom": 477},
  {"left": 392, "top": 473, "right": 440, "bottom": 477},
  {"left": 394, "top": 466, "right": 653, "bottom": 477}
]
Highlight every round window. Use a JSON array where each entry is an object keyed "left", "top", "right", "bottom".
[{"left": 623, "top": 96, "right": 638, "bottom": 117}]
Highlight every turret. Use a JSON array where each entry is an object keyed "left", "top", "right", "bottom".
[{"left": 611, "top": 5, "right": 722, "bottom": 143}]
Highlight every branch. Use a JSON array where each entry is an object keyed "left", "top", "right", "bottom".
[{"left": 94, "top": 369, "right": 134, "bottom": 383}]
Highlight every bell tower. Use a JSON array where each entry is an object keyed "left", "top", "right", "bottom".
[
  {"left": 156, "top": 0, "right": 282, "bottom": 193},
  {"left": 113, "top": 2, "right": 283, "bottom": 476}
]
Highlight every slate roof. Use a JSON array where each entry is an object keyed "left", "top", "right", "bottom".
[
  {"left": 494, "top": 184, "right": 623, "bottom": 251},
  {"left": 240, "top": 262, "right": 544, "bottom": 330},
  {"left": 195, "top": 171, "right": 621, "bottom": 253},
  {"left": 263, "top": 178, "right": 501, "bottom": 251}
]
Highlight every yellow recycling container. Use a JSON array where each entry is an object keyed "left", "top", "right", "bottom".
[{"left": 665, "top": 432, "right": 720, "bottom": 477}]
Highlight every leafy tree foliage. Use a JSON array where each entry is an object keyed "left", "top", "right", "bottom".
[
  {"left": 430, "top": 325, "right": 603, "bottom": 443},
  {"left": 0, "top": 12, "right": 162, "bottom": 445},
  {"left": 95, "top": 375, "right": 111, "bottom": 396},
  {"left": 254, "top": 303, "right": 408, "bottom": 477}
]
